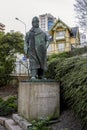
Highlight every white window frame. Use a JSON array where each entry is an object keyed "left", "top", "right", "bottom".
[
  {"left": 56, "top": 31, "right": 65, "bottom": 40},
  {"left": 58, "top": 43, "right": 65, "bottom": 52}
]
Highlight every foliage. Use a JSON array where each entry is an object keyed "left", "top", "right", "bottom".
[
  {"left": 55, "top": 56, "right": 87, "bottom": 126},
  {"left": 46, "top": 47, "right": 87, "bottom": 79},
  {"left": 47, "top": 46, "right": 87, "bottom": 62},
  {"left": 46, "top": 52, "right": 71, "bottom": 79},
  {"left": 0, "top": 96, "right": 17, "bottom": 116},
  {"left": 74, "top": 0, "right": 87, "bottom": 31},
  {"left": 60, "top": 128, "right": 69, "bottom": 130},
  {"left": 0, "top": 32, "right": 24, "bottom": 86},
  {"left": 28, "top": 118, "right": 52, "bottom": 130},
  {"left": 46, "top": 53, "right": 87, "bottom": 127},
  {"left": 47, "top": 51, "right": 70, "bottom": 62},
  {"left": 1, "top": 32, "right": 24, "bottom": 53},
  {"left": 45, "top": 58, "right": 59, "bottom": 79},
  {"left": 70, "top": 47, "right": 87, "bottom": 56},
  {"left": 27, "top": 118, "right": 69, "bottom": 130}
]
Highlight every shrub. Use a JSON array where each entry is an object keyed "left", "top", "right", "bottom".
[
  {"left": 47, "top": 52, "right": 70, "bottom": 62},
  {"left": 47, "top": 46, "right": 87, "bottom": 62},
  {"left": 46, "top": 55, "right": 87, "bottom": 127},
  {"left": 46, "top": 52, "right": 70, "bottom": 79},
  {"left": 28, "top": 118, "right": 52, "bottom": 130},
  {"left": 0, "top": 96, "right": 17, "bottom": 116},
  {"left": 70, "top": 46, "right": 87, "bottom": 56},
  {"left": 45, "top": 58, "right": 59, "bottom": 79}
]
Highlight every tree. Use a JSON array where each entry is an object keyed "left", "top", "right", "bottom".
[
  {"left": 0, "top": 31, "right": 24, "bottom": 86},
  {"left": 2, "top": 32, "right": 24, "bottom": 53},
  {"left": 74, "top": 0, "right": 87, "bottom": 31}
]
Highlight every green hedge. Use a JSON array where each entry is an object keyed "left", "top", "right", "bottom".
[
  {"left": 46, "top": 55, "right": 87, "bottom": 127},
  {"left": 0, "top": 96, "right": 17, "bottom": 116},
  {"left": 56, "top": 57, "right": 87, "bottom": 126},
  {"left": 47, "top": 46, "right": 87, "bottom": 62}
]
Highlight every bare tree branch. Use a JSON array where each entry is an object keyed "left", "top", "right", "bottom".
[{"left": 74, "top": 0, "right": 87, "bottom": 31}]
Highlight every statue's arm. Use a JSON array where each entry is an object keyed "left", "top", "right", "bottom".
[{"left": 45, "top": 33, "right": 53, "bottom": 48}]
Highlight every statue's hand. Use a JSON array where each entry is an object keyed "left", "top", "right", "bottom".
[{"left": 46, "top": 41, "right": 50, "bottom": 48}]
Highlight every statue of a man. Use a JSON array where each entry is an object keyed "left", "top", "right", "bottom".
[{"left": 25, "top": 16, "right": 50, "bottom": 80}]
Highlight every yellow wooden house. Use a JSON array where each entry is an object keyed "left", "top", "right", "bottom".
[{"left": 47, "top": 18, "right": 80, "bottom": 55}]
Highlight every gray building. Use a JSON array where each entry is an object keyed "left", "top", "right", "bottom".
[
  {"left": 39, "top": 13, "right": 56, "bottom": 32},
  {"left": 39, "top": 14, "right": 56, "bottom": 54}
]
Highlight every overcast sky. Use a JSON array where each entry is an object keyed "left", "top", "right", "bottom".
[{"left": 0, "top": 0, "right": 76, "bottom": 34}]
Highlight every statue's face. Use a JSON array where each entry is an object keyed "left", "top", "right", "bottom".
[{"left": 32, "top": 17, "right": 39, "bottom": 28}]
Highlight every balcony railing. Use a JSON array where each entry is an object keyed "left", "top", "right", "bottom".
[{"left": 56, "top": 36, "right": 65, "bottom": 40}]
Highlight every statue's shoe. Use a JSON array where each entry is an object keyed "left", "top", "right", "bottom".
[{"left": 31, "top": 77, "right": 36, "bottom": 80}]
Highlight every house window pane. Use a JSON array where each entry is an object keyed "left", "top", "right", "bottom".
[
  {"left": 58, "top": 43, "right": 65, "bottom": 51},
  {"left": 56, "top": 31, "right": 65, "bottom": 40}
]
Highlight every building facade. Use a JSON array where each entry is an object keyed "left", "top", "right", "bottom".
[
  {"left": 12, "top": 53, "right": 29, "bottom": 76},
  {"left": 0, "top": 23, "right": 5, "bottom": 32},
  {"left": 48, "top": 18, "right": 80, "bottom": 55},
  {"left": 39, "top": 13, "right": 56, "bottom": 32}
]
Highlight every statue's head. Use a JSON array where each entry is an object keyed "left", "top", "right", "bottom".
[{"left": 32, "top": 16, "right": 39, "bottom": 28}]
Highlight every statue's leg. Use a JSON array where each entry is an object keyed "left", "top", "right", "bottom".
[
  {"left": 38, "top": 68, "right": 44, "bottom": 79},
  {"left": 31, "top": 69, "right": 37, "bottom": 79}
]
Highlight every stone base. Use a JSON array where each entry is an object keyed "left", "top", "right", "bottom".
[
  {"left": 18, "top": 80, "right": 60, "bottom": 121},
  {"left": 12, "top": 114, "right": 32, "bottom": 130}
]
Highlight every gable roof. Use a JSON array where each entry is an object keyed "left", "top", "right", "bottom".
[
  {"left": 70, "top": 27, "right": 79, "bottom": 38},
  {"left": 49, "top": 18, "right": 79, "bottom": 38},
  {"left": 49, "top": 18, "right": 71, "bottom": 34}
]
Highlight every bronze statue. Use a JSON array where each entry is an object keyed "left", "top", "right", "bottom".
[{"left": 25, "top": 16, "right": 50, "bottom": 80}]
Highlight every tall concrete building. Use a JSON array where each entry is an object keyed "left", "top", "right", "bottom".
[
  {"left": 0, "top": 23, "right": 5, "bottom": 32},
  {"left": 39, "top": 13, "right": 56, "bottom": 32}
]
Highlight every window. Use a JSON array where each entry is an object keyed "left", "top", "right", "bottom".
[
  {"left": 48, "top": 21, "right": 53, "bottom": 30},
  {"left": 56, "top": 31, "right": 65, "bottom": 40},
  {"left": 48, "top": 17, "right": 54, "bottom": 30},
  {"left": 58, "top": 43, "right": 65, "bottom": 52},
  {"left": 41, "top": 17, "right": 45, "bottom": 23}
]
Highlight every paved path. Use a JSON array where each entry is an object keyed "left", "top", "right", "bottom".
[{"left": 50, "top": 110, "right": 83, "bottom": 130}]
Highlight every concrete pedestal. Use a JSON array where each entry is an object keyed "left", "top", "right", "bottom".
[{"left": 18, "top": 80, "right": 60, "bottom": 121}]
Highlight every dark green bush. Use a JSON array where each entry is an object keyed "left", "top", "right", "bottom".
[
  {"left": 28, "top": 118, "right": 52, "bottom": 130},
  {"left": 0, "top": 96, "right": 17, "bottom": 116},
  {"left": 45, "top": 58, "right": 59, "bottom": 79},
  {"left": 47, "top": 51, "right": 70, "bottom": 62},
  {"left": 55, "top": 57, "right": 87, "bottom": 126},
  {"left": 47, "top": 46, "right": 87, "bottom": 62},
  {"left": 46, "top": 55, "right": 87, "bottom": 127},
  {"left": 46, "top": 52, "right": 70, "bottom": 79},
  {"left": 70, "top": 46, "right": 87, "bottom": 56}
]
